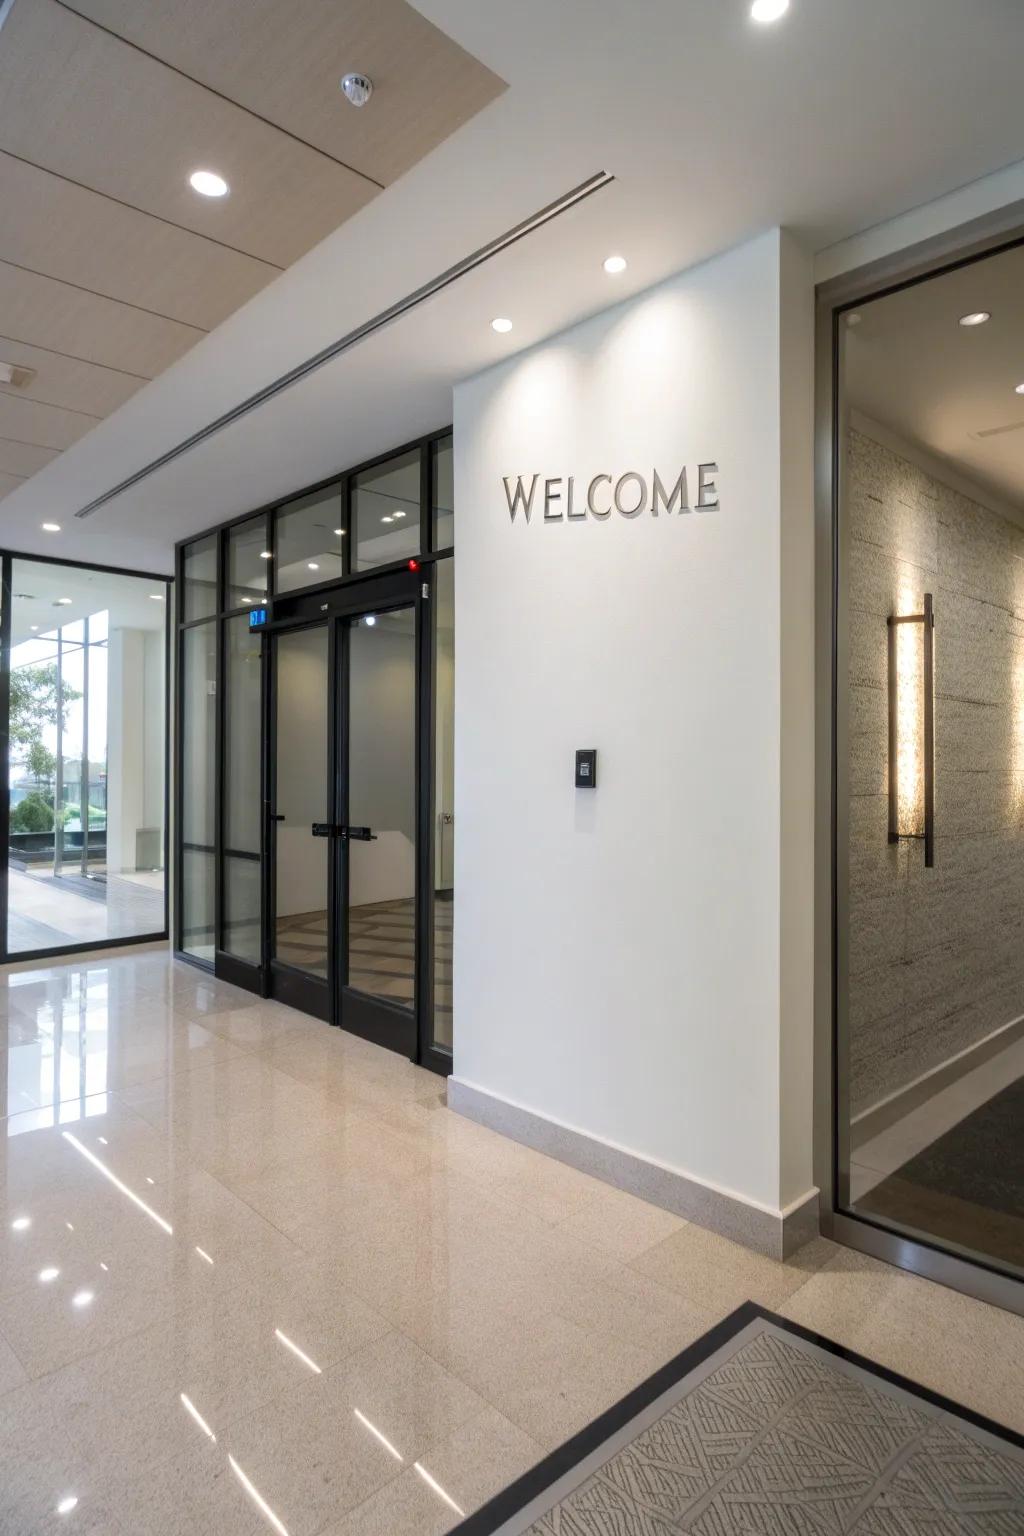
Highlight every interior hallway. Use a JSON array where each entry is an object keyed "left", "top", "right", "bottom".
[{"left": 1, "top": 951, "right": 1022, "bottom": 1535}]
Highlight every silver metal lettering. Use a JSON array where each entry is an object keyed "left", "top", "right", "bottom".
[
  {"left": 614, "top": 472, "right": 647, "bottom": 518},
  {"left": 587, "top": 473, "right": 612, "bottom": 519}
]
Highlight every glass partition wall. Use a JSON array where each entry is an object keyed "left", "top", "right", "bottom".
[
  {"left": 831, "top": 237, "right": 1024, "bottom": 1309},
  {"left": 0, "top": 555, "right": 169, "bottom": 959},
  {"left": 175, "top": 429, "right": 454, "bottom": 1073}
]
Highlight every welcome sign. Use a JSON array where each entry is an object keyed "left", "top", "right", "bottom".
[{"left": 502, "top": 464, "right": 720, "bottom": 523}]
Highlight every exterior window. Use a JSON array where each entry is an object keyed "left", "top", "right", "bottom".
[
  {"left": 276, "top": 485, "right": 344, "bottom": 593},
  {"left": 5, "top": 559, "right": 169, "bottom": 956},
  {"left": 352, "top": 449, "right": 421, "bottom": 571}
]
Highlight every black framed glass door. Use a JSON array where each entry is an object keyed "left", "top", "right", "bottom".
[
  {"left": 267, "top": 578, "right": 423, "bottom": 1056},
  {"left": 268, "top": 622, "right": 332, "bottom": 1019},
  {"left": 335, "top": 602, "right": 418, "bottom": 1056}
]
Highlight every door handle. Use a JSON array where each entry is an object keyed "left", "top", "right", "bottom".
[
  {"left": 343, "top": 826, "right": 377, "bottom": 842},
  {"left": 311, "top": 823, "right": 338, "bottom": 838},
  {"left": 270, "top": 813, "right": 286, "bottom": 822}
]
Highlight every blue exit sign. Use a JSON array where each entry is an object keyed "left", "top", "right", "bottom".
[{"left": 249, "top": 607, "right": 269, "bottom": 629}]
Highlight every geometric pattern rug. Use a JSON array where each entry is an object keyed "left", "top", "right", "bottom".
[{"left": 453, "top": 1304, "right": 1024, "bottom": 1535}]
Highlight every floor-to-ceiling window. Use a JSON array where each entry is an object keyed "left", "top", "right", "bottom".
[
  {"left": 832, "top": 237, "right": 1024, "bottom": 1304},
  {"left": 175, "top": 429, "right": 454, "bottom": 1071},
  {"left": 1, "top": 556, "right": 169, "bottom": 957}
]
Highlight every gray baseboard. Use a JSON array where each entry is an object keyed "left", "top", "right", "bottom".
[{"left": 447, "top": 1078, "right": 819, "bottom": 1261}]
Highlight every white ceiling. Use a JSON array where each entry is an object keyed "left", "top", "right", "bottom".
[
  {"left": 845, "top": 241, "right": 1024, "bottom": 511},
  {"left": 4, "top": 0, "right": 1024, "bottom": 571}
]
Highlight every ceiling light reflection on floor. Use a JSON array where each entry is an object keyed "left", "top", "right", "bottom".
[
  {"left": 71, "top": 1289, "right": 94, "bottom": 1308},
  {"left": 10, "top": 1216, "right": 31, "bottom": 1231},
  {"left": 414, "top": 1462, "right": 465, "bottom": 1517},
  {"left": 228, "top": 1455, "right": 290, "bottom": 1536},
  {"left": 195, "top": 1246, "right": 214, "bottom": 1265},
  {"left": 353, "top": 1408, "right": 403, "bottom": 1461},
  {"left": 274, "top": 1328, "right": 322, "bottom": 1374},
  {"left": 180, "top": 1392, "right": 217, "bottom": 1443},
  {"left": 959, "top": 311, "right": 991, "bottom": 327},
  {"left": 56, "top": 1495, "right": 78, "bottom": 1516},
  {"left": 62, "top": 1132, "right": 173, "bottom": 1236},
  {"left": 39, "top": 1266, "right": 60, "bottom": 1283}
]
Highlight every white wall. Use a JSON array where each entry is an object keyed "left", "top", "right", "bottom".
[{"left": 453, "top": 229, "right": 815, "bottom": 1217}]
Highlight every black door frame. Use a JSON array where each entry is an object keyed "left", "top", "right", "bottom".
[{"left": 261, "top": 561, "right": 447, "bottom": 1071}]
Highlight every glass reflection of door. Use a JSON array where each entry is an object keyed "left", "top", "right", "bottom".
[
  {"left": 338, "top": 605, "right": 417, "bottom": 1056},
  {"left": 270, "top": 625, "right": 331, "bottom": 1017}
]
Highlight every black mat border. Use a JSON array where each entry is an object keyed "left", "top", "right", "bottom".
[{"left": 451, "top": 1300, "right": 1024, "bottom": 1535}]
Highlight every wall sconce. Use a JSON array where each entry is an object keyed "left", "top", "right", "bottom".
[{"left": 887, "top": 593, "right": 935, "bottom": 867}]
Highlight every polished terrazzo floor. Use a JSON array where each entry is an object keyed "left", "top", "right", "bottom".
[{"left": 1, "top": 952, "right": 1022, "bottom": 1535}]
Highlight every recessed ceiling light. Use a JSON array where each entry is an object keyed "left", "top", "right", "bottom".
[
  {"left": 392, "top": 510, "right": 407, "bottom": 519},
  {"left": 189, "top": 169, "right": 229, "bottom": 198},
  {"left": 381, "top": 516, "right": 394, "bottom": 524},
  {"left": 491, "top": 317, "right": 513, "bottom": 334},
  {"left": 149, "top": 593, "right": 164, "bottom": 601},
  {"left": 260, "top": 551, "right": 272, "bottom": 560},
  {"left": 959, "top": 311, "right": 991, "bottom": 327},
  {"left": 307, "top": 562, "right": 319, "bottom": 570},
  {"left": 334, "top": 528, "right": 344, "bottom": 536},
  {"left": 751, "top": 0, "right": 789, "bottom": 19},
  {"left": 1016, "top": 382, "right": 1024, "bottom": 395},
  {"left": 56, "top": 598, "right": 72, "bottom": 606},
  {"left": 30, "top": 625, "right": 38, "bottom": 632},
  {"left": 603, "top": 255, "right": 627, "bottom": 274},
  {"left": 364, "top": 615, "right": 376, "bottom": 627},
  {"left": 845, "top": 313, "right": 862, "bottom": 329},
  {"left": 41, "top": 522, "right": 61, "bottom": 533}
]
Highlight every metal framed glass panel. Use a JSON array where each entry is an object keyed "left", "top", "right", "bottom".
[
  {"left": 433, "top": 435, "right": 454, "bottom": 552},
  {"left": 2, "top": 557, "right": 169, "bottom": 958},
  {"left": 271, "top": 625, "right": 330, "bottom": 980},
  {"left": 275, "top": 485, "right": 344, "bottom": 594},
  {"left": 352, "top": 449, "right": 422, "bottom": 571},
  {"left": 227, "top": 515, "right": 270, "bottom": 612},
  {"left": 174, "top": 426, "right": 453, "bottom": 1070},
  {"left": 180, "top": 619, "right": 216, "bottom": 961},
  {"left": 222, "top": 615, "right": 262, "bottom": 964},
  {"left": 182, "top": 533, "right": 217, "bottom": 623},
  {"left": 827, "top": 233, "right": 1024, "bottom": 1312}
]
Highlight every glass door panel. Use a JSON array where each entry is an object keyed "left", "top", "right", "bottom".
[
  {"left": 272, "top": 626, "right": 330, "bottom": 986},
  {"left": 341, "top": 606, "right": 417, "bottom": 1049}
]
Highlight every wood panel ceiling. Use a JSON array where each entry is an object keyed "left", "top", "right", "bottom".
[{"left": 0, "top": 0, "right": 503, "bottom": 506}]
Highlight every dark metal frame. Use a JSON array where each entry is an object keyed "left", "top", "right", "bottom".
[
  {"left": 0, "top": 547, "right": 171, "bottom": 964},
  {"left": 174, "top": 426, "right": 454, "bottom": 1075},
  {"left": 817, "top": 224, "right": 1024, "bottom": 1314},
  {"left": 886, "top": 594, "right": 935, "bottom": 868}
]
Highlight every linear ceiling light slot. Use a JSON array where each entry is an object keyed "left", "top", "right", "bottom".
[{"left": 74, "top": 172, "right": 615, "bottom": 519}]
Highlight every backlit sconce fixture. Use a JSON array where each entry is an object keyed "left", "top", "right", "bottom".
[{"left": 887, "top": 593, "right": 935, "bottom": 867}]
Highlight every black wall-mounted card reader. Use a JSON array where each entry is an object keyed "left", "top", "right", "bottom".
[{"left": 575, "top": 749, "right": 597, "bottom": 788}]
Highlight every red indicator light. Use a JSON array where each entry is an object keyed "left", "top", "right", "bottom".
[{"left": 408, "top": 559, "right": 420, "bottom": 572}]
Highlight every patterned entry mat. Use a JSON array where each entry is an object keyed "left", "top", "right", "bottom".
[{"left": 453, "top": 1304, "right": 1024, "bottom": 1535}]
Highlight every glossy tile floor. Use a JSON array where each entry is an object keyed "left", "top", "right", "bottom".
[{"left": 1, "top": 952, "right": 1022, "bottom": 1536}]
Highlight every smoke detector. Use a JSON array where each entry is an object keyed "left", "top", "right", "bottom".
[
  {"left": 0, "top": 361, "right": 35, "bottom": 388},
  {"left": 340, "top": 72, "right": 373, "bottom": 107}
]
